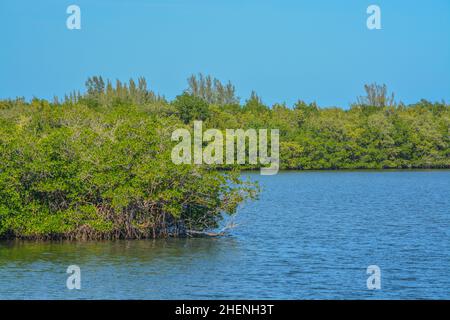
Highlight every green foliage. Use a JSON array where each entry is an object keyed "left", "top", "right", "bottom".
[
  {"left": 0, "top": 96, "right": 256, "bottom": 240},
  {"left": 0, "top": 76, "right": 448, "bottom": 239},
  {"left": 172, "top": 92, "right": 210, "bottom": 124},
  {"left": 355, "top": 83, "right": 395, "bottom": 108},
  {"left": 187, "top": 73, "right": 239, "bottom": 105}
]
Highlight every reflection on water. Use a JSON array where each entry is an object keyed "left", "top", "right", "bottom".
[
  {"left": 0, "top": 238, "right": 239, "bottom": 266},
  {"left": 1, "top": 171, "right": 450, "bottom": 299},
  {"left": 0, "top": 237, "right": 242, "bottom": 299}
]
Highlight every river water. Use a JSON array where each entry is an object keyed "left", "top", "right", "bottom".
[{"left": 1, "top": 171, "right": 449, "bottom": 299}]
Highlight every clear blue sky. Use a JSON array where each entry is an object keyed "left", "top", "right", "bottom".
[{"left": 0, "top": 0, "right": 449, "bottom": 107}]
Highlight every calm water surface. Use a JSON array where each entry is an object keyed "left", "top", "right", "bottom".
[{"left": 1, "top": 171, "right": 449, "bottom": 299}]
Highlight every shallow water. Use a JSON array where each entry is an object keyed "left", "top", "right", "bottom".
[{"left": 1, "top": 170, "right": 449, "bottom": 299}]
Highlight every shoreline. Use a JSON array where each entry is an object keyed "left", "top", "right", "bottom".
[{"left": 239, "top": 167, "right": 450, "bottom": 173}]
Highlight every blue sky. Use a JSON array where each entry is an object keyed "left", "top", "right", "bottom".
[{"left": 0, "top": 0, "right": 449, "bottom": 107}]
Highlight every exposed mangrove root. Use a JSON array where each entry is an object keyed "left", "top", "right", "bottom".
[{"left": 186, "top": 222, "right": 239, "bottom": 237}]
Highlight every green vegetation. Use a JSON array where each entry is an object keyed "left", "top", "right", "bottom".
[{"left": 0, "top": 74, "right": 448, "bottom": 239}]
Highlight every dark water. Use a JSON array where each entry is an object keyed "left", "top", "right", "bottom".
[{"left": 1, "top": 171, "right": 449, "bottom": 299}]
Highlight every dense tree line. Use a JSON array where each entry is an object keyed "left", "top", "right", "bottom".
[
  {"left": 180, "top": 75, "right": 448, "bottom": 170},
  {"left": 0, "top": 75, "right": 448, "bottom": 239},
  {"left": 0, "top": 80, "right": 257, "bottom": 240}
]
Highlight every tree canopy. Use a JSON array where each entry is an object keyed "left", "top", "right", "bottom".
[{"left": 0, "top": 75, "right": 448, "bottom": 239}]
